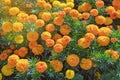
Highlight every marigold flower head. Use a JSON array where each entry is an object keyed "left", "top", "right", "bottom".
[
  {"left": 15, "top": 35, "right": 24, "bottom": 44},
  {"left": 2, "top": 22, "right": 13, "bottom": 32},
  {"left": 80, "top": 58, "right": 93, "bottom": 70},
  {"left": 29, "top": 41, "right": 38, "bottom": 49},
  {"left": 32, "top": 44, "right": 44, "bottom": 55},
  {"left": 97, "top": 36, "right": 110, "bottom": 46},
  {"left": 10, "top": 44, "right": 16, "bottom": 50},
  {"left": 95, "top": 15, "right": 106, "bottom": 25},
  {"left": 37, "top": 0, "right": 46, "bottom": 7},
  {"left": 50, "top": 60, "right": 63, "bottom": 72},
  {"left": 27, "top": 31, "right": 39, "bottom": 41},
  {"left": 62, "top": 36, "right": 71, "bottom": 45},
  {"left": 28, "top": 14, "right": 37, "bottom": 22},
  {"left": 66, "top": 54, "right": 80, "bottom": 67},
  {"left": 53, "top": 43, "right": 63, "bottom": 53},
  {"left": 59, "top": 3, "right": 67, "bottom": 9},
  {"left": 52, "top": 1, "right": 61, "bottom": 7},
  {"left": 98, "top": 27, "right": 112, "bottom": 36},
  {"left": 69, "top": 9, "right": 79, "bottom": 17},
  {"left": 95, "top": 0, "right": 104, "bottom": 8},
  {"left": 78, "top": 38, "right": 91, "bottom": 48},
  {"left": 16, "top": 59, "right": 29, "bottom": 72},
  {"left": 90, "top": 9, "right": 98, "bottom": 16},
  {"left": 13, "top": 22, "right": 23, "bottom": 32},
  {"left": 53, "top": 17, "right": 64, "bottom": 26},
  {"left": 86, "top": 24, "right": 99, "bottom": 35},
  {"left": 82, "top": 12, "right": 90, "bottom": 20},
  {"left": 1, "top": 64, "right": 14, "bottom": 76},
  {"left": 26, "top": 3, "right": 32, "bottom": 8},
  {"left": 66, "top": 2, "right": 74, "bottom": 8},
  {"left": 9, "top": 7, "right": 20, "bottom": 15},
  {"left": 112, "top": 0, "right": 120, "bottom": 10},
  {"left": 18, "top": 47, "right": 28, "bottom": 57},
  {"left": 81, "top": 2, "right": 92, "bottom": 12},
  {"left": 53, "top": 33, "right": 62, "bottom": 41},
  {"left": 36, "top": 61, "right": 47, "bottom": 73},
  {"left": 57, "top": 11, "right": 66, "bottom": 18},
  {"left": 7, "top": 54, "right": 19, "bottom": 68},
  {"left": 60, "top": 24, "right": 71, "bottom": 35},
  {"left": 35, "top": 19, "right": 45, "bottom": 28},
  {"left": 41, "top": 12, "right": 51, "bottom": 22},
  {"left": 85, "top": 33, "right": 95, "bottom": 42},
  {"left": 0, "top": 53, "right": 8, "bottom": 61},
  {"left": 66, "top": 0, "right": 74, "bottom": 2},
  {"left": 104, "top": 17, "right": 113, "bottom": 25},
  {"left": 105, "top": 6, "right": 115, "bottom": 15},
  {"left": 111, "top": 38, "right": 118, "bottom": 43},
  {"left": 46, "top": 39, "right": 55, "bottom": 47},
  {"left": 65, "top": 69, "right": 75, "bottom": 79},
  {"left": 4, "top": 0, "right": 11, "bottom": 5},
  {"left": 44, "top": 3, "right": 52, "bottom": 11},
  {"left": 45, "top": 24, "right": 55, "bottom": 32},
  {"left": 17, "top": 12, "right": 29, "bottom": 22},
  {"left": 64, "top": 7, "right": 71, "bottom": 13},
  {"left": 110, "top": 11, "right": 118, "bottom": 19},
  {"left": 41, "top": 31, "right": 52, "bottom": 41}
]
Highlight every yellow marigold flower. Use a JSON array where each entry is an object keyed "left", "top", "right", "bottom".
[
  {"left": 32, "top": 44, "right": 44, "bottom": 55},
  {"left": 17, "top": 12, "right": 29, "bottom": 22},
  {"left": 44, "top": 3, "right": 52, "bottom": 11},
  {"left": 27, "top": 31, "right": 39, "bottom": 41},
  {"left": 7, "top": 54, "right": 19, "bottom": 68},
  {"left": 0, "top": 73, "right": 2, "bottom": 80},
  {"left": 98, "top": 27, "right": 112, "bottom": 36},
  {"left": 52, "top": 1, "right": 60, "bottom": 7},
  {"left": 65, "top": 69, "right": 75, "bottom": 79},
  {"left": 59, "top": 3, "right": 67, "bottom": 9},
  {"left": 66, "top": 2, "right": 74, "bottom": 8},
  {"left": 104, "top": 17, "right": 113, "bottom": 25},
  {"left": 4, "top": 0, "right": 11, "bottom": 5},
  {"left": 16, "top": 59, "right": 29, "bottom": 72},
  {"left": 50, "top": 60, "right": 63, "bottom": 72},
  {"left": 80, "top": 58, "right": 93, "bottom": 70},
  {"left": 14, "top": 35, "right": 24, "bottom": 44},
  {"left": 66, "top": 0, "right": 74, "bottom": 2},
  {"left": 9, "top": 7, "right": 20, "bottom": 15},
  {"left": 2, "top": 22, "right": 13, "bottom": 32},
  {"left": 66, "top": 54, "right": 80, "bottom": 67},
  {"left": 41, "top": 31, "right": 52, "bottom": 41},
  {"left": 97, "top": 36, "right": 110, "bottom": 46},
  {"left": 95, "top": 15, "right": 106, "bottom": 25},
  {"left": 1, "top": 64, "right": 14, "bottom": 76},
  {"left": 13, "top": 22, "right": 23, "bottom": 32}
]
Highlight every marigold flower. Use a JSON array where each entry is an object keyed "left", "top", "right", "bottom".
[
  {"left": 110, "top": 11, "right": 118, "bottom": 19},
  {"left": 10, "top": 44, "right": 16, "bottom": 50},
  {"left": 56, "top": 38, "right": 66, "bottom": 48},
  {"left": 86, "top": 24, "right": 99, "bottom": 35},
  {"left": 16, "top": 59, "right": 29, "bottom": 72},
  {"left": 53, "top": 17, "right": 64, "bottom": 26},
  {"left": 41, "top": 12, "right": 51, "bottom": 22},
  {"left": 45, "top": 24, "right": 55, "bottom": 32},
  {"left": 17, "top": 12, "right": 29, "bottom": 22},
  {"left": 81, "top": 2, "right": 92, "bottom": 12},
  {"left": 111, "top": 38, "right": 118, "bottom": 43},
  {"left": 98, "top": 27, "right": 112, "bottom": 36},
  {"left": 80, "top": 58, "right": 93, "bottom": 70},
  {"left": 104, "top": 17, "right": 113, "bottom": 25},
  {"left": 112, "top": 0, "right": 120, "bottom": 10},
  {"left": 66, "top": 2, "right": 74, "bottom": 8},
  {"left": 46, "top": 39, "right": 55, "bottom": 47},
  {"left": 4, "top": 0, "right": 11, "bottom": 5},
  {"left": 105, "top": 6, "right": 115, "bottom": 15},
  {"left": 66, "top": 54, "right": 80, "bottom": 67},
  {"left": 0, "top": 73, "right": 2, "bottom": 80},
  {"left": 85, "top": 33, "right": 95, "bottom": 42},
  {"left": 65, "top": 69, "right": 75, "bottom": 79},
  {"left": 27, "top": 31, "right": 39, "bottom": 41},
  {"left": 90, "top": 9, "right": 98, "bottom": 16},
  {"left": 95, "top": 0, "right": 104, "bottom": 8},
  {"left": 95, "top": 15, "right": 106, "bottom": 25},
  {"left": 18, "top": 47, "right": 28, "bottom": 57},
  {"left": 78, "top": 38, "right": 91, "bottom": 48},
  {"left": 66, "top": 0, "right": 74, "bottom": 2},
  {"left": 28, "top": 14, "right": 37, "bottom": 22},
  {"left": 57, "top": 11, "right": 66, "bottom": 18},
  {"left": 37, "top": 0, "right": 46, "bottom": 7},
  {"left": 41, "top": 31, "right": 52, "bottom": 41},
  {"left": 97, "top": 36, "right": 110, "bottom": 46},
  {"left": 2, "top": 22, "right": 13, "bottom": 32},
  {"left": 9, "top": 7, "right": 20, "bottom": 15},
  {"left": 53, "top": 33, "right": 62, "bottom": 41},
  {"left": 52, "top": 1, "right": 61, "bottom": 7},
  {"left": 62, "top": 36, "right": 71, "bottom": 45},
  {"left": 36, "top": 61, "right": 47, "bottom": 73},
  {"left": 50, "top": 60, "right": 63, "bottom": 72},
  {"left": 7, "top": 54, "right": 19, "bottom": 68},
  {"left": 82, "top": 12, "right": 90, "bottom": 20},
  {"left": 14, "top": 35, "right": 24, "bottom": 44},
  {"left": 26, "top": 4, "right": 32, "bottom": 8},
  {"left": 53, "top": 43, "right": 63, "bottom": 53},
  {"left": 32, "top": 44, "right": 44, "bottom": 55},
  {"left": 59, "top": 3, "right": 67, "bottom": 9},
  {"left": 78, "top": 13, "right": 83, "bottom": 20},
  {"left": 69, "top": 9, "right": 79, "bottom": 17},
  {"left": 0, "top": 53, "right": 8, "bottom": 61},
  {"left": 29, "top": 41, "right": 38, "bottom": 49},
  {"left": 1, "top": 64, "right": 14, "bottom": 76},
  {"left": 44, "top": 3, "right": 52, "bottom": 11},
  {"left": 106, "top": 50, "right": 119, "bottom": 60},
  {"left": 60, "top": 24, "right": 71, "bottom": 35},
  {"left": 13, "top": 22, "right": 23, "bottom": 32},
  {"left": 64, "top": 7, "right": 71, "bottom": 13},
  {"left": 36, "top": 19, "right": 45, "bottom": 28}
]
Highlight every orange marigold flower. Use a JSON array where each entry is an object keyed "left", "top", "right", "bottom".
[
  {"left": 53, "top": 33, "right": 62, "bottom": 41},
  {"left": 60, "top": 24, "right": 71, "bottom": 35},
  {"left": 28, "top": 14, "right": 37, "bottom": 22},
  {"left": 90, "top": 9, "right": 98, "bottom": 16},
  {"left": 14, "top": 50, "right": 19, "bottom": 55},
  {"left": 53, "top": 17, "right": 64, "bottom": 26},
  {"left": 66, "top": 54, "right": 80, "bottom": 67},
  {"left": 112, "top": 0, "right": 120, "bottom": 10},
  {"left": 4, "top": 0, "right": 11, "bottom": 5},
  {"left": 95, "top": 0, "right": 104, "bottom": 8},
  {"left": 41, "top": 12, "right": 51, "bottom": 22},
  {"left": 32, "top": 44, "right": 44, "bottom": 55},
  {"left": 106, "top": 50, "right": 119, "bottom": 60},
  {"left": 110, "top": 11, "right": 118, "bottom": 19},
  {"left": 35, "top": 19, "right": 45, "bottom": 28},
  {"left": 0, "top": 53, "right": 8, "bottom": 61},
  {"left": 16, "top": 59, "right": 29, "bottom": 72},
  {"left": 29, "top": 41, "right": 38, "bottom": 49},
  {"left": 27, "top": 31, "right": 39, "bottom": 41},
  {"left": 82, "top": 12, "right": 90, "bottom": 20},
  {"left": 37, "top": 0, "right": 46, "bottom": 7},
  {"left": 111, "top": 38, "right": 118, "bottom": 43},
  {"left": 36, "top": 61, "right": 47, "bottom": 73},
  {"left": 50, "top": 60, "right": 63, "bottom": 72},
  {"left": 57, "top": 11, "right": 66, "bottom": 18},
  {"left": 2, "top": 22, "right": 13, "bottom": 32},
  {"left": 9, "top": 7, "right": 20, "bottom": 15},
  {"left": 105, "top": 6, "right": 115, "bottom": 15},
  {"left": 104, "top": 17, "right": 113, "bottom": 25},
  {"left": 62, "top": 36, "right": 71, "bottom": 45},
  {"left": 85, "top": 33, "right": 95, "bottom": 42},
  {"left": 13, "top": 22, "right": 23, "bottom": 32},
  {"left": 44, "top": 3, "right": 52, "bottom": 11},
  {"left": 45, "top": 24, "right": 55, "bottom": 32},
  {"left": 41, "top": 31, "right": 52, "bottom": 41},
  {"left": 78, "top": 38, "right": 91, "bottom": 48},
  {"left": 18, "top": 47, "right": 28, "bottom": 57},
  {"left": 26, "top": 4, "right": 32, "bottom": 8},
  {"left": 78, "top": 13, "right": 83, "bottom": 20},
  {"left": 98, "top": 27, "right": 112, "bottom": 36},
  {"left": 86, "top": 24, "right": 99, "bottom": 35},
  {"left": 17, "top": 12, "right": 29, "bottom": 22},
  {"left": 10, "top": 44, "right": 16, "bottom": 50},
  {"left": 56, "top": 38, "right": 67, "bottom": 48},
  {"left": 53, "top": 43, "right": 63, "bottom": 53},
  {"left": 46, "top": 39, "right": 55, "bottom": 47},
  {"left": 80, "top": 58, "right": 93, "bottom": 70},
  {"left": 97, "top": 36, "right": 110, "bottom": 46},
  {"left": 64, "top": 7, "right": 71, "bottom": 13},
  {"left": 69, "top": 9, "right": 79, "bottom": 17},
  {"left": 7, "top": 54, "right": 19, "bottom": 68},
  {"left": 81, "top": 2, "right": 92, "bottom": 12},
  {"left": 95, "top": 15, "right": 106, "bottom": 25}
]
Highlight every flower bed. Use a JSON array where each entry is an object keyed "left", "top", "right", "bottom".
[{"left": 0, "top": 0, "right": 120, "bottom": 80}]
